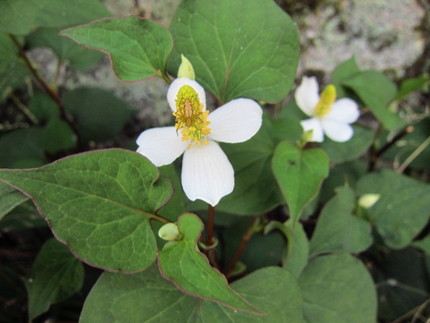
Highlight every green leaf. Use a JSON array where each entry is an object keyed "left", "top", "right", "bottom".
[
  {"left": 319, "top": 160, "right": 366, "bottom": 203},
  {"left": 63, "top": 87, "right": 133, "bottom": 144},
  {"left": 0, "top": 181, "right": 28, "bottom": 220},
  {"left": 0, "top": 149, "right": 173, "bottom": 272},
  {"left": 42, "top": 117, "right": 77, "bottom": 154},
  {"left": 382, "top": 117, "right": 430, "bottom": 169},
  {"left": 27, "top": 27, "right": 103, "bottom": 71},
  {"left": 343, "top": 70, "right": 403, "bottom": 130},
  {"left": 299, "top": 254, "right": 377, "bottom": 323},
  {"left": 371, "top": 247, "right": 430, "bottom": 321},
  {"left": 272, "top": 140, "right": 329, "bottom": 221},
  {"left": 331, "top": 56, "right": 360, "bottom": 98},
  {"left": 395, "top": 76, "right": 430, "bottom": 100},
  {"left": 0, "top": 0, "right": 110, "bottom": 35},
  {"left": 0, "top": 33, "right": 30, "bottom": 102},
  {"left": 309, "top": 186, "right": 372, "bottom": 256},
  {"left": 26, "top": 238, "right": 84, "bottom": 320},
  {"left": 217, "top": 116, "right": 283, "bottom": 215},
  {"left": 61, "top": 17, "right": 173, "bottom": 80},
  {"left": 413, "top": 235, "right": 430, "bottom": 255},
  {"left": 158, "top": 213, "right": 259, "bottom": 313},
  {"left": 28, "top": 91, "right": 59, "bottom": 122},
  {"left": 319, "top": 126, "right": 374, "bottom": 164},
  {"left": 169, "top": 0, "right": 300, "bottom": 103},
  {"left": 266, "top": 219, "right": 309, "bottom": 278},
  {"left": 356, "top": 170, "right": 430, "bottom": 249},
  {"left": 80, "top": 264, "right": 304, "bottom": 322},
  {"left": 0, "top": 128, "right": 47, "bottom": 168}
]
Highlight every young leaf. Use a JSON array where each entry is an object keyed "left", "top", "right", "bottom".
[
  {"left": 169, "top": 0, "right": 300, "bottom": 103},
  {"left": 27, "top": 239, "right": 84, "bottom": 320},
  {"left": 0, "top": 149, "right": 173, "bottom": 272},
  {"left": 309, "top": 186, "right": 372, "bottom": 256},
  {"left": 299, "top": 254, "right": 377, "bottom": 323},
  {"left": 342, "top": 70, "right": 403, "bottom": 130},
  {"left": 272, "top": 140, "right": 329, "bottom": 221},
  {"left": 80, "top": 264, "right": 304, "bottom": 322},
  {"left": 331, "top": 56, "right": 360, "bottom": 98},
  {"left": 0, "top": 0, "right": 110, "bottom": 35},
  {"left": 0, "top": 181, "right": 28, "bottom": 220},
  {"left": 356, "top": 170, "right": 430, "bottom": 249},
  {"left": 61, "top": 17, "right": 173, "bottom": 81},
  {"left": 158, "top": 213, "right": 260, "bottom": 314}
]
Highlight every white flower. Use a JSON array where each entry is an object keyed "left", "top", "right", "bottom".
[
  {"left": 136, "top": 78, "right": 262, "bottom": 206},
  {"left": 295, "top": 76, "right": 360, "bottom": 142}
]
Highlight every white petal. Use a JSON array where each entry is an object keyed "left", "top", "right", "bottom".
[
  {"left": 325, "top": 98, "right": 360, "bottom": 123},
  {"left": 321, "top": 120, "right": 354, "bottom": 142},
  {"left": 300, "top": 118, "right": 324, "bottom": 142},
  {"left": 207, "top": 98, "right": 262, "bottom": 143},
  {"left": 167, "top": 78, "right": 206, "bottom": 112},
  {"left": 136, "top": 127, "right": 188, "bottom": 166},
  {"left": 295, "top": 76, "right": 320, "bottom": 116},
  {"left": 181, "top": 141, "right": 234, "bottom": 206}
]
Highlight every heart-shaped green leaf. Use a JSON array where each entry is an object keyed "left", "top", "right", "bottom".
[
  {"left": 61, "top": 17, "right": 173, "bottom": 81},
  {"left": 27, "top": 239, "right": 84, "bottom": 320},
  {"left": 272, "top": 140, "right": 329, "bottom": 221},
  {"left": 299, "top": 254, "right": 377, "bottom": 323},
  {"left": 80, "top": 264, "right": 303, "bottom": 322},
  {"left": 0, "top": 149, "right": 173, "bottom": 272},
  {"left": 309, "top": 186, "right": 372, "bottom": 256},
  {"left": 356, "top": 170, "right": 430, "bottom": 249},
  {"left": 0, "top": 0, "right": 110, "bottom": 35},
  {"left": 158, "top": 213, "right": 259, "bottom": 314},
  {"left": 169, "top": 0, "right": 300, "bottom": 103}
]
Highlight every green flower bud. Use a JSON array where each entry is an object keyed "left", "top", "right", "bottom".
[
  {"left": 158, "top": 223, "right": 180, "bottom": 241},
  {"left": 358, "top": 194, "right": 381, "bottom": 209},
  {"left": 177, "top": 54, "right": 195, "bottom": 80}
]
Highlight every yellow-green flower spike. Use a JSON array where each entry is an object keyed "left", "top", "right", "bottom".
[
  {"left": 177, "top": 54, "right": 195, "bottom": 80},
  {"left": 173, "top": 85, "right": 211, "bottom": 148},
  {"left": 314, "top": 84, "right": 336, "bottom": 117}
]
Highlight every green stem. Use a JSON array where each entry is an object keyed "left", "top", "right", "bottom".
[{"left": 397, "top": 136, "right": 430, "bottom": 173}]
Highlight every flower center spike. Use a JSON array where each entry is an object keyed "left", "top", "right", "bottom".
[
  {"left": 173, "top": 85, "right": 211, "bottom": 147},
  {"left": 314, "top": 85, "right": 336, "bottom": 117}
]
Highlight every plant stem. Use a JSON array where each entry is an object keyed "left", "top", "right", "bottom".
[
  {"left": 368, "top": 125, "right": 413, "bottom": 171},
  {"left": 397, "top": 136, "right": 430, "bottom": 174},
  {"left": 225, "top": 217, "right": 259, "bottom": 277},
  {"left": 9, "top": 34, "right": 81, "bottom": 146},
  {"left": 8, "top": 91, "right": 38, "bottom": 125},
  {"left": 204, "top": 204, "right": 219, "bottom": 267}
]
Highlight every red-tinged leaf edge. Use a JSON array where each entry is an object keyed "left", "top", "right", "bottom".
[
  {"left": 157, "top": 213, "right": 264, "bottom": 316},
  {"left": 0, "top": 148, "right": 174, "bottom": 273},
  {"left": 59, "top": 15, "right": 174, "bottom": 83}
]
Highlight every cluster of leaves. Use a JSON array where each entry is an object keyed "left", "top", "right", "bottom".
[{"left": 1, "top": 0, "right": 429, "bottom": 322}]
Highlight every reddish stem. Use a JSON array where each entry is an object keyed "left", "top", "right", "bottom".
[{"left": 225, "top": 217, "right": 259, "bottom": 277}]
